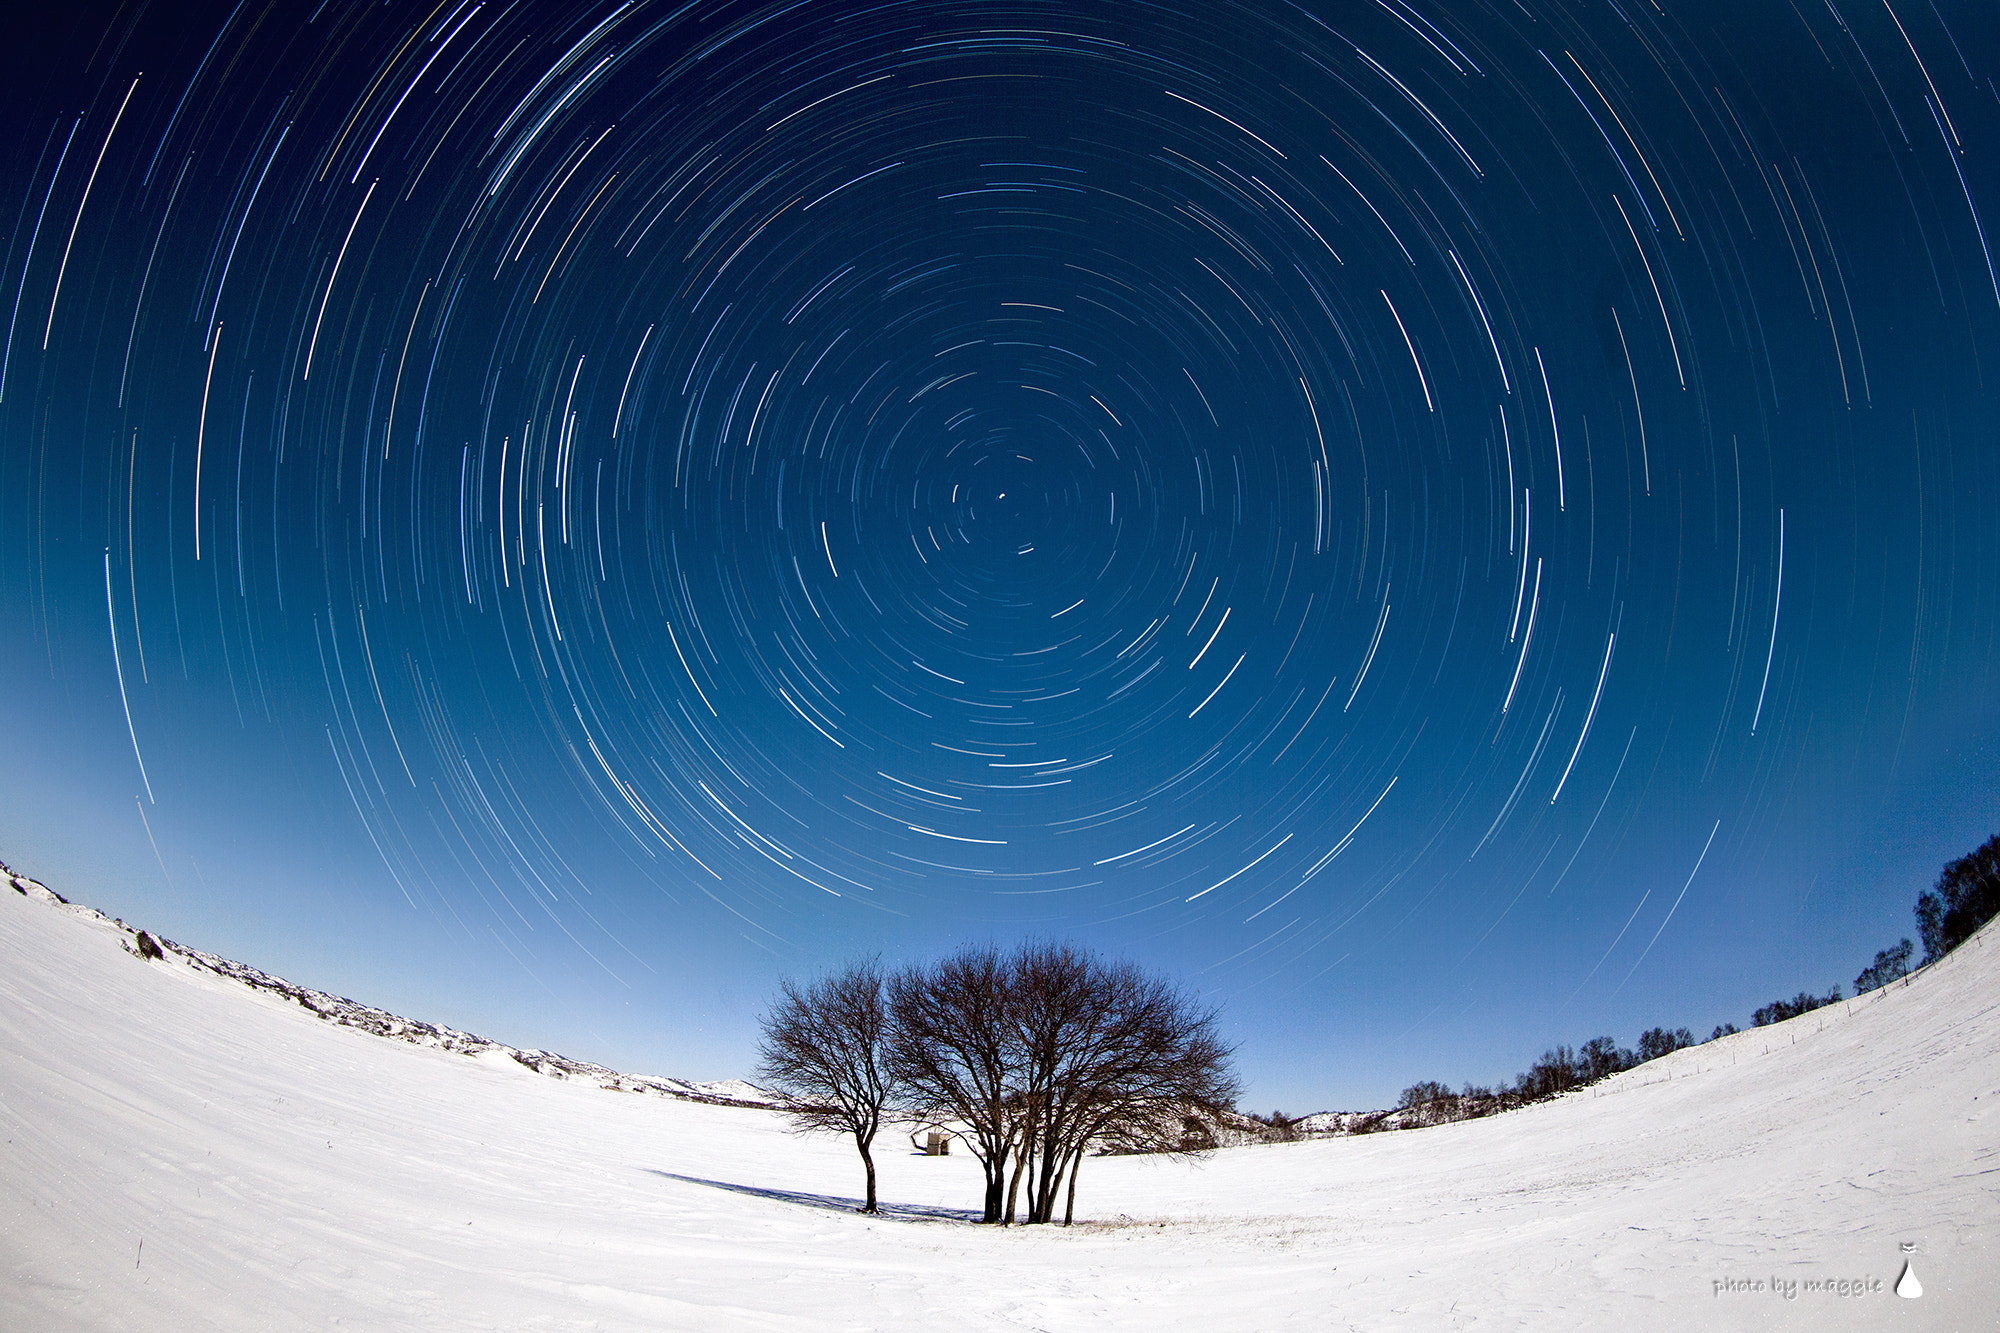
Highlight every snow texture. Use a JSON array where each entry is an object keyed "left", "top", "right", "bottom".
[{"left": 3, "top": 872, "right": 1993, "bottom": 1329}]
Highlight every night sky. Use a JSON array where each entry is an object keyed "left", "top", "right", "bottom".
[{"left": 3, "top": 0, "right": 1996, "bottom": 1113}]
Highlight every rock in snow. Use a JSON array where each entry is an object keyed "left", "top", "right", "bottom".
[{"left": 2, "top": 873, "right": 1993, "bottom": 1330}]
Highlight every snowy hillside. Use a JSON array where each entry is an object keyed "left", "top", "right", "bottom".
[
  {"left": 0, "top": 868, "right": 771, "bottom": 1110},
  {"left": 3, "top": 874, "right": 1993, "bottom": 1330}
]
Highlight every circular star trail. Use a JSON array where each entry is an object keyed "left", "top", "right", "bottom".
[{"left": 4, "top": 0, "right": 1997, "bottom": 1098}]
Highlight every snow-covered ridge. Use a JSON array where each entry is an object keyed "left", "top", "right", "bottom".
[{"left": 3, "top": 863, "right": 774, "bottom": 1109}]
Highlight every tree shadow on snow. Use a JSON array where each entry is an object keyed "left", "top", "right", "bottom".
[{"left": 648, "top": 1171, "right": 980, "bottom": 1223}]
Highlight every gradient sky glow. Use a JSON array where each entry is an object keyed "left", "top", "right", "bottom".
[{"left": 3, "top": 0, "right": 1996, "bottom": 1112}]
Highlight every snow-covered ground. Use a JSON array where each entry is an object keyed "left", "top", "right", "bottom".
[{"left": 3, "top": 879, "right": 1993, "bottom": 1330}]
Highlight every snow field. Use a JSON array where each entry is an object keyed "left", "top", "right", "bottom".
[{"left": 2, "top": 883, "right": 1994, "bottom": 1330}]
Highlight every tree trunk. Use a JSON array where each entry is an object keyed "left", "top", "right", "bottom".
[
  {"left": 857, "top": 1134, "right": 877, "bottom": 1213},
  {"left": 1004, "top": 1138, "right": 1029, "bottom": 1225},
  {"left": 1036, "top": 1152, "right": 1065, "bottom": 1224},
  {"left": 1062, "top": 1146, "right": 1084, "bottom": 1226},
  {"left": 1007, "top": 1103, "right": 1041, "bottom": 1224},
  {"left": 982, "top": 1143, "right": 1007, "bottom": 1223},
  {"left": 1033, "top": 1129, "right": 1064, "bottom": 1223}
]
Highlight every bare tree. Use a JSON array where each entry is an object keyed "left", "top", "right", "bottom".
[
  {"left": 754, "top": 959, "right": 894, "bottom": 1213},
  {"left": 1916, "top": 834, "right": 2000, "bottom": 963},
  {"left": 1003, "top": 941, "right": 1097, "bottom": 1225},
  {"left": 1515, "top": 1044, "right": 1581, "bottom": 1099},
  {"left": 1577, "top": 1035, "right": 1632, "bottom": 1082},
  {"left": 886, "top": 940, "right": 1237, "bottom": 1227},
  {"left": 1008, "top": 943, "right": 1237, "bottom": 1225},
  {"left": 885, "top": 945, "right": 1017, "bottom": 1223},
  {"left": 1044, "top": 982, "right": 1237, "bottom": 1225},
  {"left": 1854, "top": 939, "right": 1913, "bottom": 994},
  {"left": 1635, "top": 1026, "right": 1695, "bottom": 1062}
]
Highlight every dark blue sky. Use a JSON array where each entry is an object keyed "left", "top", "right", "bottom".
[{"left": 2, "top": 0, "right": 1995, "bottom": 1111}]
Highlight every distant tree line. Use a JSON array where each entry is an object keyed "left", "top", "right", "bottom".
[
  {"left": 1387, "top": 1024, "right": 1698, "bottom": 1129},
  {"left": 1381, "top": 832, "right": 1999, "bottom": 1135},
  {"left": 755, "top": 941, "right": 1237, "bottom": 1224},
  {"left": 1751, "top": 985, "right": 1843, "bottom": 1027},
  {"left": 1784, "top": 830, "right": 2000, "bottom": 1012}
]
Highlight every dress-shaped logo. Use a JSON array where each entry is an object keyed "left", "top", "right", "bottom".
[{"left": 1895, "top": 1242, "right": 1923, "bottom": 1299}]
